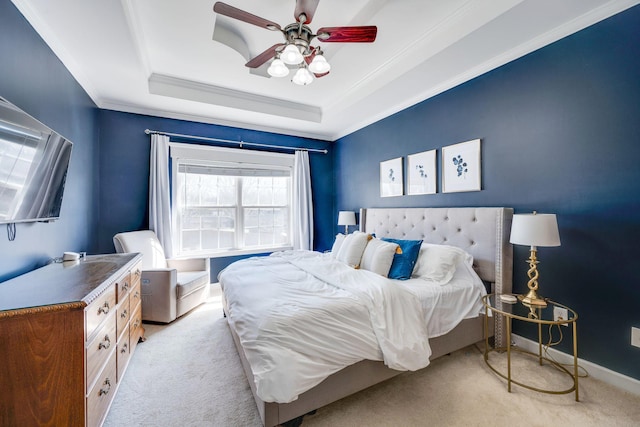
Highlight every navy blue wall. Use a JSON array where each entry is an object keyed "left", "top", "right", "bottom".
[
  {"left": 335, "top": 6, "right": 640, "bottom": 380},
  {"left": 3, "top": 0, "right": 639, "bottom": 383},
  {"left": 0, "top": 1, "right": 99, "bottom": 281},
  {"left": 98, "top": 110, "right": 333, "bottom": 278}
]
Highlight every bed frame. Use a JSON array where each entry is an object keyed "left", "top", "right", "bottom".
[{"left": 223, "top": 207, "right": 513, "bottom": 427}]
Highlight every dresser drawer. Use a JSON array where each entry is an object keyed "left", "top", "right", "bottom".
[
  {"left": 130, "top": 263, "right": 142, "bottom": 289},
  {"left": 116, "top": 293, "right": 131, "bottom": 340},
  {"left": 130, "top": 303, "right": 144, "bottom": 355},
  {"left": 130, "top": 278, "right": 142, "bottom": 313},
  {"left": 85, "top": 284, "right": 116, "bottom": 341},
  {"left": 86, "top": 352, "right": 117, "bottom": 427},
  {"left": 86, "top": 313, "right": 116, "bottom": 394},
  {"left": 117, "top": 325, "right": 131, "bottom": 382},
  {"left": 115, "top": 271, "right": 131, "bottom": 303}
]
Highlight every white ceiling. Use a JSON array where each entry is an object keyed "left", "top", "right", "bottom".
[{"left": 11, "top": 0, "right": 639, "bottom": 141}]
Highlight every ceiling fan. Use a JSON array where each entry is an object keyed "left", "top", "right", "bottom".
[{"left": 213, "top": 1, "right": 377, "bottom": 85}]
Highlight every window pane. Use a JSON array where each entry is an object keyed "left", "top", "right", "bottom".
[
  {"left": 273, "top": 208, "right": 286, "bottom": 226},
  {"left": 260, "top": 230, "right": 275, "bottom": 246},
  {"left": 202, "top": 230, "right": 219, "bottom": 250},
  {"left": 182, "top": 210, "right": 201, "bottom": 230},
  {"left": 242, "top": 177, "right": 259, "bottom": 205},
  {"left": 245, "top": 208, "right": 259, "bottom": 227},
  {"left": 258, "top": 208, "right": 271, "bottom": 226},
  {"left": 174, "top": 153, "right": 292, "bottom": 256},
  {"left": 219, "top": 231, "right": 234, "bottom": 248},
  {"left": 273, "top": 187, "right": 287, "bottom": 205},
  {"left": 274, "top": 226, "right": 289, "bottom": 244},
  {"left": 218, "top": 176, "right": 236, "bottom": 205},
  {"left": 258, "top": 177, "right": 270, "bottom": 204},
  {"left": 245, "top": 228, "right": 259, "bottom": 246},
  {"left": 181, "top": 230, "right": 200, "bottom": 251},
  {"left": 184, "top": 174, "right": 201, "bottom": 205}
]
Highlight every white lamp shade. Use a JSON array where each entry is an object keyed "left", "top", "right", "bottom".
[
  {"left": 281, "top": 44, "right": 304, "bottom": 65},
  {"left": 337, "top": 211, "right": 356, "bottom": 226},
  {"left": 510, "top": 213, "right": 561, "bottom": 247},
  {"left": 308, "top": 54, "right": 331, "bottom": 74},
  {"left": 292, "top": 67, "right": 313, "bottom": 85},
  {"left": 267, "top": 58, "right": 289, "bottom": 77}
]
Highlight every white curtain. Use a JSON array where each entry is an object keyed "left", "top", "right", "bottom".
[
  {"left": 292, "top": 150, "right": 314, "bottom": 250},
  {"left": 149, "top": 134, "right": 173, "bottom": 257}
]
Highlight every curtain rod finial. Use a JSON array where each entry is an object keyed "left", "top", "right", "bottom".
[{"left": 144, "top": 129, "right": 151, "bottom": 135}]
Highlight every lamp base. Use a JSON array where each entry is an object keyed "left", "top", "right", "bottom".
[{"left": 518, "top": 289, "right": 547, "bottom": 308}]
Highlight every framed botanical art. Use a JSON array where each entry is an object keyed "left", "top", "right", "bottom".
[
  {"left": 407, "top": 150, "right": 436, "bottom": 195},
  {"left": 380, "top": 157, "right": 403, "bottom": 197},
  {"left": 441, "top": 139, "right": 481, "bottom": 193}
]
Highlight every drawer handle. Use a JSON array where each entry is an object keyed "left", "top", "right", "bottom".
[
  {"left": 121, "top": 343, "right": 128, "bottom": 354},
  {"left": 133, "top": 319, "right": 140, "bottom": 329},
  {"left": 135, "top": 269, "right": 141, "bottom": 277},
  {"left": 120, "top": 309, "right": 128, "bottom": 319},
  {"left": 98, "top": 335, "right": 111, "bottom": 350},
  {"left": 134, "top": 291, "right": 140, "bottom": 300},
  {"left": 99, "top": 378, "right": 111, "bottom": 396},
  {"left": 98, "top": 302, "right": 110, "bottom": 315},
  {"left": 121, "top": 281, "right": 130, "bottom": 292}
]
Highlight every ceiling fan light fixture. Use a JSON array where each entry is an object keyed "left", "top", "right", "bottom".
[
  {"left": 267, "top": 58, "right": 289, "bottom": 78},
  {"left": 292, "top": 67, "right": 313, "bottom": 85},
  {"left": 281, "top": 44, "right": 304, "bottom": 65},
  {"left": 308, "top": 53, "right": 331, "bottom": 74}
]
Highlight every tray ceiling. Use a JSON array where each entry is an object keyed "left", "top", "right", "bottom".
[{"left": 11, "top": 0, "right": 639, "bottom": 140}]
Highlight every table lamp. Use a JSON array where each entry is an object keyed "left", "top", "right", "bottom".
[
  {"left": 509, "top": 211, "right": 561, "bottom": 307},
  {"left": 337, "top": 211, "right": 356, "bottom": 234}
]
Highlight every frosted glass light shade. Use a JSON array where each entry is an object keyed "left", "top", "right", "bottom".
[
  {"left": 510, "top": 213, "right": 561, "bottom": 248},
  {"left": 267, "top": 58, "right": 289, "bottom": 77},
  {"left": 292, "top": 67, "right": 313, "bottom": 85},
  {"left": 281, "top": 44, "right": 304, "bottom": 65},
  {"left": 308, "top": 54, "right": 331, "bottom": 74}
]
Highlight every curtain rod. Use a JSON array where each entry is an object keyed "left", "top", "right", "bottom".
[{"left": 144, "top": 129, "right": 328, "bottom": 154}]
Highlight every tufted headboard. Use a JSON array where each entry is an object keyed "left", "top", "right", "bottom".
[
  {"left": 359, "top": 207, "right": 513, "bottom": 295},
  {"left": 360, "top": 207, "right": 513, "bottom": 346}
]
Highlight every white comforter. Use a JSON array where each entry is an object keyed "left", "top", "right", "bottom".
[{"left": 219, "top": 250, "right": 431, "bottom": 403}]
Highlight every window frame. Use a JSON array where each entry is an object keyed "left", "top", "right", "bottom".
[{"left": 169, "top": 143, "right": 294, "bottom": 258}]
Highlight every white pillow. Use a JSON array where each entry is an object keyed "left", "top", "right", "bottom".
[
  {"left": 413, "top": 243, "right": 473, "bottom": 285},
  {"left": 330, "top": 233, "right": 346, "bottom": 258},
  {"left": 360, "top": 239, "right": 399, "bottom": 277},
  {"left": 336, "top": 231, "right": 370, "bottom": 267}
]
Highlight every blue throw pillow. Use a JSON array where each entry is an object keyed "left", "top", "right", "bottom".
[{"left": 381, "top": 238, "right": 423, "bottom": 280}]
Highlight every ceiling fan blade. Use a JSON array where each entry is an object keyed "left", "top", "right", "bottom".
[
  {"left": 213, "top": 2, "right": 281, "bottom": 31},
  {"left": 294, "top": 0, "right": 320, "bottom": 24},
  {"left": 245, "top": 44, "right": 285, "bottom": 68},
  {"left": 316, "top": 26, "right": 377, "bottom": 43}
]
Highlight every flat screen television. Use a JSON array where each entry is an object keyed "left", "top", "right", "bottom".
[{"left": 0, "top": 97, "right": 73, "bottom": 224}]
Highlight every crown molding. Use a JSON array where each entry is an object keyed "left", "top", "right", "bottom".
[
  {"left": 148, "top": 73, "right": 322, "bottom": 123},
  {"left": 98, "top": 98, "right": 333, "bottom": 141}
]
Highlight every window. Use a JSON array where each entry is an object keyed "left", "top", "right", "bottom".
[{"left": 170, "top": 143, "right": 293, "bottom": 257}]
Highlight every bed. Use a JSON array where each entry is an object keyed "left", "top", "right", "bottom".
[{"left": 219, "top": 207, "right": 513, "bottom": 426}]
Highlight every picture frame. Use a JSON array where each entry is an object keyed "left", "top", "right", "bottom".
[
  {"left": 407, "top": 150, "right": 436, "bottom": 195},
  {"left": 441, "top": 139, "right": 481, "bottom": 193},
  {"left": 380, "top": 157, "right": 403, "bottom": 197}
]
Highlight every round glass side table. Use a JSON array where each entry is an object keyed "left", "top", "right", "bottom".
[{"left": 482, "top": 294, "right": 579, "bottom": 401}]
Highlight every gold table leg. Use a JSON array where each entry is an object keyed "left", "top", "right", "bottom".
[
  {"left": 507, "top": 316, "right": 512, "bottom": 392},
  {"left": 538, "top": 320, "right": 543, "bottom": 365},
  {"left": 573, "top": 321, "right": 579, "bottom": 401},
  {"left": 484, "top": 310, "right": 489, "bottom": 361}
]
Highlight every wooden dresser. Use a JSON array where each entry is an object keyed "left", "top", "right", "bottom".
[{"left": 0, "top": 253, "right": 144, "bottom": 427}]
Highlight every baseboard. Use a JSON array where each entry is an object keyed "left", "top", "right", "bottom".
[{"left": 512, "top": 334, "right": 640, "bottom": 396}]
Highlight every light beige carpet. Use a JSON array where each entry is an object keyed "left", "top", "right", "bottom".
[{"left": 104, "top": 287, "right": 640, "bottom": 427}]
